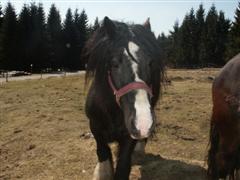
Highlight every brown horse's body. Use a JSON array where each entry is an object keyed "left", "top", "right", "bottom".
[{"left": 208, "top": 53, "right": 240, "bottom": 179}]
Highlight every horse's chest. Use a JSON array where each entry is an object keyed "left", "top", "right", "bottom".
[{"left": 108, "top": 112, "right": 128, "bottom": 140}]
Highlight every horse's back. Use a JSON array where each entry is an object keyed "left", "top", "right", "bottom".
[
  {"left": 213, "top": 53, "right": 240, "bottom": 94},
  {"left": 211, "top": 53, "right": 240, "bottom": 126}
]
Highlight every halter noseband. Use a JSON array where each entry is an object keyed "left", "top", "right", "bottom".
[{"left": 108, "top": 71, "right": 153, "bottom": 106}]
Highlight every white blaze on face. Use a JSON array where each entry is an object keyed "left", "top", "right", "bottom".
[{"left": 124, "top": 41, "right": 153, "bottom": 138}]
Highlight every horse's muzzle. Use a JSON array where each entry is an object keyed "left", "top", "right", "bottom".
[{"left": 130, "top": 119, "right": 155, "bottom": 140}]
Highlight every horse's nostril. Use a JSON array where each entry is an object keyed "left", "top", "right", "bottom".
[
  {"left": 130, "top": 124, "right": 152, "bottom": 139},
  {"left": 131, "top": 128, "right": 140, "bottom": 138}
]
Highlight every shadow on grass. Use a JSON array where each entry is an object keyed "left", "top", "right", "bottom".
[{"left": 132, "top": 153, "right": 207, "bottom": 180}]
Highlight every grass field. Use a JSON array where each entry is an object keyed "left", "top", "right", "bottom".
[{"left": 0, "top": 69, "right": 219, "bottom": 180}]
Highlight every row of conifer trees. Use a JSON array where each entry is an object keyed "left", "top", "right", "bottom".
[
  {"left": 0, "top": 2, "right": 100, "bottom": 72},
  {"left": 157, "top": 3, "right": 240, "bottom": 68},
  {"left": 0, "top": 2, "right": 240, "bottom": 72}
]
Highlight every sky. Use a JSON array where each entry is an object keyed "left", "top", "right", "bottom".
[{"left": 1, "top": 0, "right": 239, "bottom": 36}]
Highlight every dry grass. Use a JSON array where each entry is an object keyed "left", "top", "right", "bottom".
[{"left": 0, "top": 69, "right": 220, "bottom": 180}]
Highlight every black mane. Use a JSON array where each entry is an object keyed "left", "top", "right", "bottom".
[{"left": 82, "top": 20, "right": 165, "bottom": 106}]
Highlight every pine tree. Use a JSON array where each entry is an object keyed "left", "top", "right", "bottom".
[
  {"left": 216, "top": 11, "right": 230, "bottom": 65},
  {"left": 227, "top": 2, "right": 240, "bottom": 60},
  {"left": 188, "top": 8, "right": 198, "bottom": 66},
  {"left": 73, "top": 9, "right": 86, "bottom": 70},
  {"left": 34, "top": 3, "right": 48, "bottom": 71},
  {"left": 0, "top": 3, "right": 18, "bottom": 70},
  {"left": 17, "top": 4, "right": 31, "bottom": 70},
  {"left": 0, "top": 3, "right": 3, "bottom": 28},
  {"left": 203, "top": 4, "right": 219, "bottom": 66},
  {"left": 63, "top": 8, "right": 78, "bottom": 70},
  {"left": 179, "top": 8, "right": 198, "bottom": 66},
  {"left": 157, "top": 33, "right": 171, "bottom": 66},
  {"left": 168, "top": 21, "right": 181, "bottom": 67},
  {"left": 196, "top": 4, "right": 205, "bottom": 32},
  {"left": 93, "top": 17, "right": 100, "bottom": 32},
  {"left": 78, "top": 9, "right": 89, "bottom": 42},
  {"left": 47, "top": 4, "right": 63, "bottom": 70},
  {"left": 196, "top": 4, "right": 205, "bottom": 66},
  {"left": 28, "top": 3, "right": 39, "bottom": 71},
  {"left": 0, "top": 3, "right": 4, "bottom": 68},
  {"left": 179, "top": 13, "right": 190, "bottom": 66},
  {"left": 75, "top": 9, "right": 89, "bottom": 69}
]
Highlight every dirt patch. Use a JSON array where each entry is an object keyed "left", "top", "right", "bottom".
[
  {"left": 169, "top": 76, "right": 193, "bottom": 81},
  {"left": 0, "top": 69, "right": 219, "bottom": 179}
]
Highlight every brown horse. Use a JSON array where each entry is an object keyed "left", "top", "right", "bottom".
[{"left": 208, "top": 53, "right": 240, "bottom": 180}]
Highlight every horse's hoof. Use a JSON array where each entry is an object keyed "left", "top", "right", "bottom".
[{"left": 93, "top": 160, "right": 114, "bottom": 180}]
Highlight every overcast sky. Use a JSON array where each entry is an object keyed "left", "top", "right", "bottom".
[{"left": 2, "top": 0, "right": 239, "bottom": 36}]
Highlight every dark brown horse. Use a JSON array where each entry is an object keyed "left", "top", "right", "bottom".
[{"left": 208, "top": 53, "right": 240, "bottom": 179}]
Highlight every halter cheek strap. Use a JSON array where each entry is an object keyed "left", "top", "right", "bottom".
[{"left": 108, "top": 71, "right": 153, "bottom": 106}]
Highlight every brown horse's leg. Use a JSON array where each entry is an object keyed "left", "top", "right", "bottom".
[{"left": 208, "top": 117, "right": 220, "bottom": 180}]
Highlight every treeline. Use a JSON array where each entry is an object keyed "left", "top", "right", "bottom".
[
  {"left": 0, "top": 3, "right": 239, "bottom": 72},
  {"left": 158, "top": 3, "right": 240, "bottom": 68},
  {"left": 0, "top": 2, "right": 100, "bottom": 72}
]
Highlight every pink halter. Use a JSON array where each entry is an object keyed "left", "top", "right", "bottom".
[{"left": 108, "top": 71, "right": 153, "bottom": 106}]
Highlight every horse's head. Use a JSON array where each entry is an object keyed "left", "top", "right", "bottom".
[{"left": 102, "top": 17, "right": 160, "bottom": 139}]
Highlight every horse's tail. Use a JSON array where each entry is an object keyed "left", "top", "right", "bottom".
[{"left": 207, "top": 113, "right": 219, "bottom": 180}]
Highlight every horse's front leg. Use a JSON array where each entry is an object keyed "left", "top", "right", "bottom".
[
  {"left": 134, "top": 139, "right": 147, "bottom": 154},
  {"left": 114, "top": 137, "right": 137, "bottom": 180},
  {"left": 93, "top": 135, "right": 114, "bottom": 180}
]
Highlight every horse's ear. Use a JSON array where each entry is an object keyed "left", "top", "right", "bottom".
[
  {"left": 143, "top": 17, "right": 151, "bottom": 31},
  {"left": 103, "top": 16, "right": 116, "bottom": 38}
]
